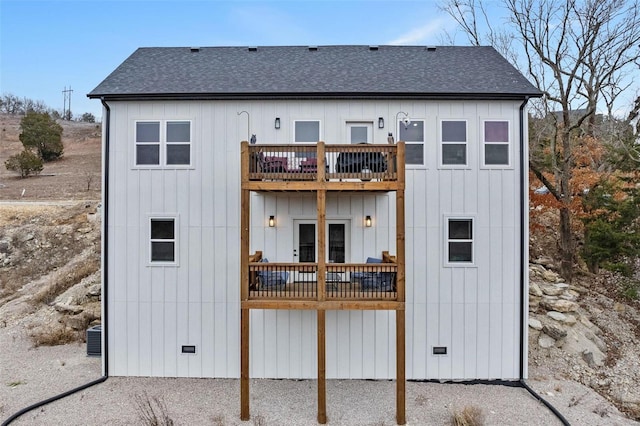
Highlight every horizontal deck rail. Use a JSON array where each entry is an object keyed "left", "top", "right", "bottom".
[
  {"left": 248, "top": 261, "right": 398, "bottom": 301},
  {"left": 244, "top": 142, "right": 402, "bottom": 183}
]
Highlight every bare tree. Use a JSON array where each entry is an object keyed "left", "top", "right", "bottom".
[{"left": 440, "top": 0, "right": 640, "bottom": 281}]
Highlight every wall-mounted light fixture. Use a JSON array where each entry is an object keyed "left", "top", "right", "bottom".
[
  {"left": 269, "top": 215, "right": 276, "bottom": 227},
  {"left": 365, "top": 215, "right": 372, "bottom": 227},
  {"left": 275, "top": 117, "right": 281, "bottom": 129},
  {"left": 378, "top": 117, "right": 384, "bottom": 129}
]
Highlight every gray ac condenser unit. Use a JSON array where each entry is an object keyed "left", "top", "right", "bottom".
[{"left": 86, "top": 325, "right": 102, "bottom": 356}]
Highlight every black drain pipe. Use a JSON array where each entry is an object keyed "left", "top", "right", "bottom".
[
  {"left": 516, "top": 96, "right": 570, "bottom": 426},
  {"left": 1, "top": 99, "right": 111, "bottom": 426}
]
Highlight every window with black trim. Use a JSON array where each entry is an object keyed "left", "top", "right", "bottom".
[
  {"left": 447, "top": 218, "right": 473, "bottom": 263},
  {"left": 441, "top": 120, "right": 467, "bottom": 166},
  {"left": 399, "top": 120, "right": 424, "bottom": 165},
  {"left": 135, "top": 120, "right": 191, "bottom": 167},
  {"left": 483, "top": 120, "right": 510, "bottom": 166},
  {"left": 150, "top": 218, "right": 176, "bottom": 263}
]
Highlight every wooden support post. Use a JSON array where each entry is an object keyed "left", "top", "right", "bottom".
[
  {"left": 240, "top": 142, "right": 251, "bottom": 421},
  {"left": 241, "top": 308, "right": 250, "bottom": 420},
  {"left": 396, "top": 142, "right": 406, "bottom": 425},
  {"left": 396, "top": 309, "right": 406, "bottom": 425},
  {"left": 317, "top": 309, "right": 327, "bottom": 424},
  {"left": 317, "top": 141, "right": 326, "bottom": 182},
  {"left": 317, "top": 190, "right": 326, "bottom": 302}
]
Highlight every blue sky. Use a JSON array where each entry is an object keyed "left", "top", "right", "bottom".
[{"left": 1, "top": 0, "right": 464, "bottom": 119}]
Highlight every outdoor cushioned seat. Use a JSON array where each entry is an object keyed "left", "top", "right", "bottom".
[
  {"left": 256, "top": 258, "right": 288, "bottom": 290},
  {"left": 351, "top": 257, "right": 382, "bottom": 282},
  {"left": 352, "top": 257, "right": 395, "bottom": 291}
]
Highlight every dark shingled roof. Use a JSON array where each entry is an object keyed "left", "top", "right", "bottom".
[{"left": 88, "top": 45, "right": 541, "bottom": 100}]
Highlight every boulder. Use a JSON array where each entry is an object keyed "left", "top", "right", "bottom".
[
  {"left": 540, "top": 284, "right": 564, "bottom": 296},
  {"left": 529, "top": 317, "right": 543, "bottom": 330},
  {"left": 538, "top": 334, "right": 556, "bottom": 348},
  {"left": 529, "top": 282, "right": 543, "bottom": 297},
  {"left": 547, "top": 311, "right": 567, "bottom": 322},
  {"left": 540, "top": 298, "right": 580, "bottom": 313},
  {"left": 542, "top": 269, "right": 560, "bottom": 283},
  {"left": 54, "top": 303, "right": 83, "bottom": 315},
  {"left": 543, "top": 323, "right": 568, "bottom": 340}
]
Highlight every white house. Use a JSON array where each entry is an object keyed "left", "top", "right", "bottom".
[{"left": 89, "top": 45, "right": 540, "bottom": 423}]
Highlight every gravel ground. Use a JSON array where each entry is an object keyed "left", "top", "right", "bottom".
[{"left": 1, "top": 325, "right": 636, "bottom": 425}]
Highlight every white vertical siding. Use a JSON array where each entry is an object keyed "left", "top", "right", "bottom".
[{"left": 106, "top": 99, "right": 525, "bottom": 380}]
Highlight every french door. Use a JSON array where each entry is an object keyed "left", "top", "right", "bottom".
[{"left": 293, "top": 219, "right": 350, "bottom": 281}]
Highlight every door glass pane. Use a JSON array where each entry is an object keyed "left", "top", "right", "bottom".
[
  {"left": 328, "top": 224, "right": 345, "bottom": 263},
  {"left": 350, "top": 126, "right": 368, "bottom": 144},
  {"left": 299, "top": 223, "right": 315, "bottom": 262}
]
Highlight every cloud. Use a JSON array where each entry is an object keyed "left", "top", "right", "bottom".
[{"left": 387, "top": 18, "right": 448, "bottom": 45}]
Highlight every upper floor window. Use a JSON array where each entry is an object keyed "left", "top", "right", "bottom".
[
  {"left": 399, "top": 119, "right": 425, "bottom": 166},
  {"left": 482, "top": 120, "right": 510, "bottom": 167},
  {"left": 440, "top": 120, "right": 467, "bottom": 166},
  {"left": 135, "top": 120, "right": 191, "bottom": 167},
  {"left": 294, "top": 120, "right": 321, "bottom": 143}
]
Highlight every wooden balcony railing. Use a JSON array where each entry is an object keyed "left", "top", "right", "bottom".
[
  {"left": 247, "top": 251, "right": 398, "bottom": 301},
  {"left": 244, "top": 142, "right": 402, "bottom": 182}
]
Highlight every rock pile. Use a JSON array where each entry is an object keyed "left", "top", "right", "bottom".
[{"left": 529, "top": 262, "right": 607, "bottom": 368}]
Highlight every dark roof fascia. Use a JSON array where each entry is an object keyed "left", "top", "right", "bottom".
[{"left": 88, "top": 92, "right": 542, "bottom": 101}]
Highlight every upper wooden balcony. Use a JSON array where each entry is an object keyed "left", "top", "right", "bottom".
[{"left": 241, "top": 141, "right": 405, "bottom": 192}]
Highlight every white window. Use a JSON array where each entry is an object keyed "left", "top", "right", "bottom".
[
  {"left": 440, "top": 120, "right": 467, "bottom": 166},
  {"left": 399, "top": 119, "right": 425, "bottom": 165},
  {"left": 135, "top": 120, "right": 191, "bottom": 167},
  {"left": 294, "top": 120, "right": 321, "bottom": 142},
  {"left": 482, "top": 120, "right": 510, "bottom": 167},
  {"left": 446, "top": 218, "right": 473, "bottom": 265},
  {"left": 150, "top": 218, "right": 177, "bottom": 264}
]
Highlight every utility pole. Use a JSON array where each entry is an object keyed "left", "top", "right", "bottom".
[{"left": 62, "top": 86, "right": 73, "bottom": 120}]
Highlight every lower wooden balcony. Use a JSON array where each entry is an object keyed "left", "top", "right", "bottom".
[{"left": 244, "top": 251, "right": 401, "bottom": 309}]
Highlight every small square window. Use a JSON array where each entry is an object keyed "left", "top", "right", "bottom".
[
  {"left": 150, "top": 219, "right": 175, "bottom": 263},
  {"left": 447, "top": 218, "right": 473, "bottom": 264}
]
